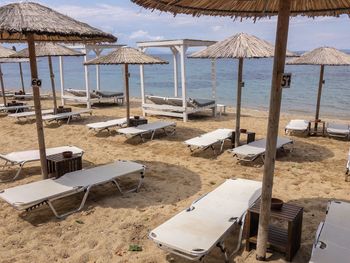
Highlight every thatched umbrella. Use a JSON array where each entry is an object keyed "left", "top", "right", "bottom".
[
  {"left": 131, "top": 0, "right": 350, "bottom": 259},
  {"left": 287, "top": 47, "right": 350, "bottom": 131},
  {"left": 85, "top": 47, "right": 168, "bottom": 126},
  {"left": 0, "top": 45, "right": 28, "bottom": 104},
  {"left": 0, "top": 2, "right": 116, "bottom": 179},
  {"left": 189, "top": 32, "right": 296, "bottom": 147},
  {"left": 11, "top": 43, "right": 85, "bottom": 114}
]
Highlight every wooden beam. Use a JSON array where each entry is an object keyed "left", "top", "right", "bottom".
[
  {"left": 314, "top": 64, "right": 325, "bottom": 131},
  {"left": 18, "top": 62, "right": 25, "bottom": 93},
  {"left": 180, "top": 45, "right": 188, "bottom": 122},
  {"left": 235, "top": 57, "right": 244, "bottom": 148},
  {"left": 124, "top": 64, "right": 130, "bottom": 126},
  {"left": 0, "top": 64, "right": 6, "bottom": 105},
  {"left": 48, "top": 56, "right": 58, "bottom": 114},
  {"left": 27, "top": 34, "right": 48, "bottom": 179},
  {"left": 256, "top": 0, "right": 291, "bottom": 260},
  {"left": 59, "top": 56, "right": 65, "bottom": 106}
]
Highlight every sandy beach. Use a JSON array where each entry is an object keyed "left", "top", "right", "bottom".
[{"left": 0, "top": 98, "right": 349, "bottom": 263}]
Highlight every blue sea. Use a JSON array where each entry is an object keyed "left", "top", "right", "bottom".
[{"left": 1, "top": 54, "right": 349, "bottom": 119}]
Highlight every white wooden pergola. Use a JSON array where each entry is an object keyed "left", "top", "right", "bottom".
[
  {"left": 137, "top": 39, "right": 217, "bottom": 122},
  {"left": 61, "top": 43, "right": 124, "bottom": 108}
]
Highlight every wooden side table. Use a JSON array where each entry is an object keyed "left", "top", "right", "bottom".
[
  {"left": 309, "top": 120, "right": 325, "bottom": 136},
  {"left": 231, "top": 130, "right": 256, "bottom": 147},
  {"left": 245, "top": 199, "right": 303, "bottom": 261},
  {"left": 47, "top": 153, "right": 82, "bottom": 178}
]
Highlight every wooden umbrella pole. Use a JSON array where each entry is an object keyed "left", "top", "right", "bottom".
[
  {"left": 256, "top": 0, "right": 291, "bottom": 260},
  {"left": 48, "top": 56, "right": 58, "bottom": 114},
  {"left": 0, "top": 64, "right": 6, "bottom": 105},
  {"left": 19, "top": 62, "right": 25, "bottom": 93},
  {"left": 235, "top": 57, "right": 244, "bottom": 147},
  {"left": 314, "top": 64, "right": 324, "bottom": 131},
  {"left": 28, "top": 34, "right": 48, "bottom": 179},
  {"left": 124, "top": 64, "right": 130, "bottom": 127}
]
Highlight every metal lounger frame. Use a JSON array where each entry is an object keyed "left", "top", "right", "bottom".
[
  {"left": 187, "top": 137, "right": 231, "bottom": 155},
  {"left": 122, "top": 125, "right": 176, "bottom": 142},
  {"left": 28, "top": 166, "right": 145, "bottom": 219}
]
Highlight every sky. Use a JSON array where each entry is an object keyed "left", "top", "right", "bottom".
[{"left": 2, "top": 0, "right": 350, "bottom": 52}]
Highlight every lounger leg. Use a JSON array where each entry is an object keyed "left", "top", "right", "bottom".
[
  {"left": 151, "top": 130, "right": 156, "bottom": 140},
  {"left": 47, "top": 187, "right": 91, "bottom": 219},
  {"left": 12, "top": 163, "right": 24, "bottom": 181},
  {"left": 220, "top": 140, "right": 225, "bottom": 153},
  {"left": 111, "top": 170, "right": 145, "bottom": 194},
  {"left": 217, "top": 242, "right": 229, "bottom": 263}
]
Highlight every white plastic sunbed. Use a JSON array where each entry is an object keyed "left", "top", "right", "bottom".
[
  {"left": 149, "top": 178, "right": 261, "bottom": 262},
  {"left": 285, "top": 119, "right": 310, "bottom": 135},
  {"left": 117, "top": 121, "right": 176, "bottom": 142},
  {"left": 42, "top": 109, "right": 92, "bottom": 124},
  {"left": 184, "top": 128, "right": 234, "bottom": 154},
  {"left": 8, "top": 109, "right": 54, "bottom": 121},
  {"left": 86, "top": 118, "right": 128, "bottom": 132},
  {"left": 0, "top": 160, "right": 145, "bottom": 218},
  {"left": 0, "top": 146, "right": 84, "bottom": 182},
  {"left": 326, "top": 123, "right": 350, "bottom": 140},
  {"left": 310, "top": 201, "right": 350, "bottom": 263},
  {"left": 230, "top": 137, "right": 293, "bottom": 163}
]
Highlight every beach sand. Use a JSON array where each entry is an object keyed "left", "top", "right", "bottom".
[{"left": 0, "top": 98, "right": 349, "bottom": 263}]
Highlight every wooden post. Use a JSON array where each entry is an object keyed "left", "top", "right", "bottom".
[
  {"left": 59, "top": 56, "right": 65, "bottom": 106},
  {"left": 83, "top": 49, "right": 91, "bottom": 109},
  {"left": 19, "top": 62, "right": 25, "bottom": 93},
  {"left": 48, "top": 56, "right": 58, "bottom": 114},
  {"left": 314, "top": 64, "right": 325, "bottom": 131},
  {"left": 235, "top": 57, "right": 244, "bottom": 148},
  {"left": 180, "top": 45, "right": 188, "bottom": 122},
  {"left": 171, "top": 47, "right": 179, "bottom": 97},
  {"left": 256, "top": 0, "right": 291, "bottom": 260},
  {"left": 27, "top": 34, "right": 48, "bottom": 179},
  {"left": 0, "top": 64, "right": 6, "bottom": 105},
  {"left": 124, "top": 64, "right": 130, "bottom": 126}
]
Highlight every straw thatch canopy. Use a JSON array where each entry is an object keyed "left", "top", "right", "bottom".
[
  {"left": 189, "top": 32, "right": 296, "bottom": 59},
  {"left": 0, "top": 57, "right": 29, "bottom": 63},
  {"left": 0, "top": 45, "right": 15, "bottom": 58},
  {"left": 10, "top": 43, "right": 84, "bottom": 58},
  {"left": 0, "top": 2, "right": 116, "bottom": 43},
  {"left": 287, "top": 47, "right": 350, "bottom": 66},
  {"left": 131, "top": 0, "right": 350, "bottom": 18},
  {"left": 85, "top": 47, "right": 168, "bottom": 65}
]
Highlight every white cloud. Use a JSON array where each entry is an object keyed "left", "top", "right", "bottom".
[{"left": 129, "top": 30, "right": 164, "bottom": 41}]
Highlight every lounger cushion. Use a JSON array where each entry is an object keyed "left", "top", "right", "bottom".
[
  {"left": 66, "top": 89, "right": 99, "bottom": 99},
  {"left": 94, "top": 91, "right": 124, "bottom": 98},
  {"left": 118, "top": 121, "right": 176, "bottom": 136},
  {"left": 327, "top": 123, "right": 350, "bottom": 135},
  {"left": 146, "top": 95, "right": 167, "bottom": 105},
  {"left": 87, "top": 118, "right": 127, "bottom": 130},
  {"left": 310, "top": 201, "right": 350, "bottom": 263},
  {"left": 8, "top": 109, "right": 53, "bottom": 118},
  {"left": 185, "top": 129, "right": 233, "bottom": 148},
  {"left": 149, "top": 179, "right": 261, "bottom": 257},
  {"left": 232, "top": 137, "right": 293, "bottom": 159},
  {"left": 0, "top": 146, "right": 83, "bottom": 164},
  {"left": 189, "top": 98, "right": 215, "bottom": 108},
  {"left": 285, "top": 119, "right": 309, "bottom": 131},
  {"left": 0, "top": 160, "right": 144, "bottom": 210}
]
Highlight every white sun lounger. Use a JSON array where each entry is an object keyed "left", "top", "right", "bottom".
[
  {"left": 149, "top": 178, "right": 261, "bottom": 262},
  {"left": 0, "top": 160, "right": 145, "bottom": 218},
  {"left": 326, "top": 123, "right": 350, "bottom": 140},
  {"left": 310, "top": 201, "right": 350, "bottom": 263},
  {"left": 86, "top": 118, "right": 128, "bottom": 132},
  {"left": 42, "top": 109, "right": 92, "bottom": 124},
  {"left": 0, "top": 105, "right": 32, "bottom": 113},
  {"left": 184, "top": 128, "right": 234, "bottom": 154},
  {"left": 285, "top": 119, "right": 310, "bottom": 135},
  {"left": 230, "top": 137, "right": 293, "bottom": 163},
  {"left": 8, "top": 109, "right": 54, "bottom": 121},
  {"left": 117, "top": 121, "right": 176, "bottom": 142},
  {"left": 0, "top": 146, "right": 84, "bottom": 182}
]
